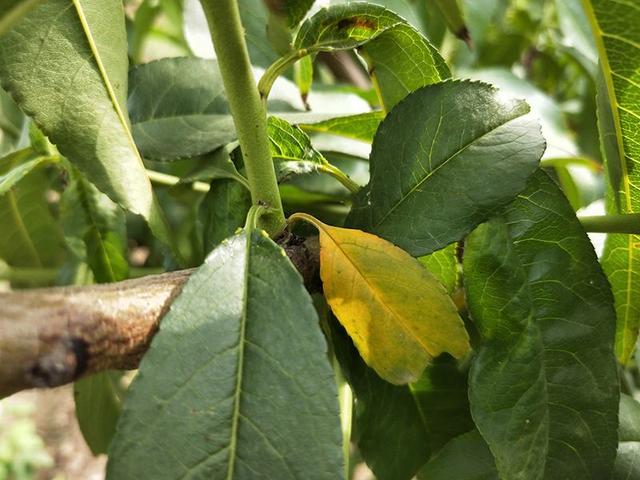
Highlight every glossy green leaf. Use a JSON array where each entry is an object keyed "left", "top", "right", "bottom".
[
  {"left": 199, "top": 179, "right": 251, "bottom": 255},
  {"left": 0, "top": 151, "right": 63, "bottom": 268},
  {"left": 613, "top": 443, "right": 640, "bottom": 480},
  {"left": 300, "top": 111, "right": 384, "bottom": 143},
  {"left": 464, "top": 170, "right": 618, "bottom": 480},
  {"left": 0, "top": 0, "right": 42, "bottom": 36},
  {"left": 107, "top": 229, "right": 343, "bottom": 479},
  {"left": 294, "top": 3, "right": 450, "bottom": 110},
  {"left": 583, "top": 0, "right": 640, "bottom": 364},
  {"left": 348, "top": 80, "right": 545, "bottom": 257},
  {"left": 329, "top": 317, "right": 472, "bottom": 480},
  {"left": 0, "top": 0, "right": 172, "bottom": 250},
  {"left": 417, "top": 430, "right": 498, "bottom": 480},
  {"left": 74, "top": 371, "right": 125, "bottom": 455}
]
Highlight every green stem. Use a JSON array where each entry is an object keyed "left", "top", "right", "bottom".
[
  {"left": 318, "top": 163, "right": 361, "bottom": 193},
  {"left": 258, "top": 49, "right": 308, "bottom": 103},
  {"left": 146, "top": 169, "right": 211, "bottom": 193},
  {"left": 199, "top": 0, "right": 285, "bottom": 235},
  {"left": 579, "top": 213, "right": 640, "bottom": 234}
]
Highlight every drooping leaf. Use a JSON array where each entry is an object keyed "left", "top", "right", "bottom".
[
  {"left": 0, "top": 0, "right": 172, "bottom": 249},
  {"left": 107, "top": 228, "right": 343, "bottom": 479},
  {"left": 199, "top": 179, "right": 251, "bottom": 255},
  {"left": 328, "top": 316, "right": 472, "bottom": 480},
  {"left": 583, "top": 0, "right": 640, "bottom": 364},
  {"left": 300, "top": 111, "right": 384, "bottom": 143},
  {"left": 293, "top": 3, "right": 451, "bottom": 110},
  {"left": 0, "top": 150, "right": 63, "bottom": 268},
  {"left": 179, "top": 145, "right": 248, "bottom": 187},
  {"left": 464, "top": 170, "right": 619, "bottom": 480},
  {"left": 432, "top": 0, "right": 470, "bottom": 43},
  {"left": 292, "top": 212, "right": 469, "bottom": 384},
  {"left": 60, "top": 172, "right": 129, "bottom": 454},
  {"left": 60, "top": 174, "right": 129, "bottom": 285},
  {"left": 348, "top": 80, "right": 545, "bottom": 257},
  {"left": 74, "top": 371, "right": 125, "bottom": 456},
  {"left": 417, "top": 430, "right": 498, "bottom": 480},
  {"left": 0, "top": 0, "right": 42, "bottom": 36}
]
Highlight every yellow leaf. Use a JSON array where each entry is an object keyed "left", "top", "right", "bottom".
[{"left": 290, "top": 213, "right": 470, "bottom": 384}]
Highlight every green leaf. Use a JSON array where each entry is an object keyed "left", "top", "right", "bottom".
[
  {"left": 348, "top": 80, "right": 545, "bottom": 257},
  {"left": 613, "top": 443, "right": 640, "bottom": 480},
  {"left": 300, "top": 111, "right": 384, "bottom": 143},
  {"left": 329, "top": 317, "right": 472, "bottom": 480},
  {"left": 620, "top": 394, "right": 640, "bottom": 443},
  {"left": 0, "top": 150, "right": 63, "bottom": 268},
  {"left": 74, "top": 371, "right": 125, "bottom": 455},
  {"left": 0, "top": 0, "right": 42, "bottom": 36},
  {"left": 107, "top": 229, "right": 343, "bottom": 479},
  {"left": 60, "top": 174, "right": 129, "bottom": 284},
  {"left": 268, "top": 116, "right": 328, "bottom": 181},
  {"left": 0, "top": 0, "right": 172, "bottom": 250},
  {"left": 129, "top": 57, "right": 234, "bottom": 161},
  {"left": 179, "top": 145, "right": 248, "bottom": 188},
  {"left": 432, "top": 0, "right": 469, "bottom": 42},
  {"left": 463, "top": 170, "right": 619, "bottom": 480},
  {"left": 419, "top": 244, "right": 458, "bottom": 295},
  {"left": 583, "top": 0, "right": 640, "bottom": 364},
  {"left": 0, "top": 150, "right": 55, "bottom": 196},
  {"left": 293, "top": 3, "right": 450, "bottom": 110},
  {"left": 128, "top": 57, "right": 348, "bottom": 162},
  {"left": 417, "top": 430, "right": 498, "bottom": 480},
  {"left": 265, "top": 0, "right": 315, "bottom": 28},
  {"left": 199, "top": 179, "right": 251, "bottom": 255}
]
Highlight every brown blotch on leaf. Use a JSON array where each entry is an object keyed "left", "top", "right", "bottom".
[{"left": 336, "top": 16, "right": 377, "bottom": 32}]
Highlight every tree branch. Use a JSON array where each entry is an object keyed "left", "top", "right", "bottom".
[{"left": 0, "top": 234, "right": 319, "bottom": 398}]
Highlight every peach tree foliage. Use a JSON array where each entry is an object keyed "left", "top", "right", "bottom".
[{"left": 0, "top": 0, "right": 638, "bottom": 478}]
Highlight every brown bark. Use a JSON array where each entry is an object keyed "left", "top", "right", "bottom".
[
  {"left": 0, "top": 270, "right": 191, "bottom": 398},
  {"left": 0, "top": 234, "right": 319, "bottom": 398}
]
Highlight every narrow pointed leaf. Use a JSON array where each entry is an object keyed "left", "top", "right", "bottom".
[
  {"left": 294, "top": 213, "right": 469, "bottom": 384},
  {"left": 464, "top": 170, "right": 618, "bottom": 480},
  {"left": 0, "top": 0, "right": 171, "bottom": 247},
  {"left": 348, "top": 80, "right": 545, "bottom": 257},
  {"left": 0, "top": 88, "right": 24, "bottom": 156},
  {"left": 0, "top": 150, "right": 54, "bottom": 195},
  {"left": 583, "top": 0, "right": 640, "bottom": 364},
  {"left": 107, "top": 229, "right": 343, "bottom": 479},
  {"left": 294, "top": 3, "right": 450, "bottom": 110}
]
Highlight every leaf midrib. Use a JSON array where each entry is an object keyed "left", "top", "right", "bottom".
[{"left": 372, "top": 112, "right": 527, "bottom": 229}]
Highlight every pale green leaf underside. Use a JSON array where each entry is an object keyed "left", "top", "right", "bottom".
[
  {"left": 107, "top": 230, "right": 343, "bottom": 479},
  {"left": 464, "top": 170, "right": 618, "bottom": 480},
  {"left": 0, "top": 0, "right": 171, "bottom": 248},
  {"left": 0, "top": 0, "right": 42, "bottom": 36},
  {"left": 583, "top": 0, "right": 640, "bottom": 364}
]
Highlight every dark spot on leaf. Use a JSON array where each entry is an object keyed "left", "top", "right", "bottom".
[{"left": 337, "top": 16, "right": 376, "bottom": 32}]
